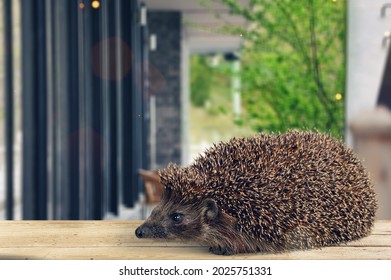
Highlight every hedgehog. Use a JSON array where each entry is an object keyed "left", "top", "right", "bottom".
[{"left": 135, "top": 131, "right": 377, "bottom": 255}]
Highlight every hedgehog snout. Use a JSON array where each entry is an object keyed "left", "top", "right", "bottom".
[
  {"left": 135, "top": 226, "right": 144, "bottom": 238},
  {"left": 135, "top": 225, "right": 151, "bottom": 238},
  {"left": 135, "top": 223, "right": 166, "bottom": 239}
]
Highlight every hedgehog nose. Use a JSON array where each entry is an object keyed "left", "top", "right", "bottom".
[{"left": 135, "top": 227, "right": 143, "bottom": 238}]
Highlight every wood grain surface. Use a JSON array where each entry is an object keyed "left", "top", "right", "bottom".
[{"left": 0, "top": 220, "right": 390, "bottom": 260}]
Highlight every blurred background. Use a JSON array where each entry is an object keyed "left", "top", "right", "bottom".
[{"left": 0, "top": 0, "right": 390, "bottom": 220}]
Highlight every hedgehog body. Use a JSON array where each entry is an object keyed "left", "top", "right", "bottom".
[{"left": 136, "top": 131, "right": 377, "bottom": 255}]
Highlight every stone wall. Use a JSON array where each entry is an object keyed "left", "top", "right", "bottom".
[{"left": 148, "top": 12, "right": 182, "bottom": 169}]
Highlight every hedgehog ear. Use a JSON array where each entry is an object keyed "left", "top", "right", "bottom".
[
  {"left": 203, "top": 199, "right": 219, "bottom": 221},
  {"left": 161, "top": 186, "right": 172, "bottom": 200}
]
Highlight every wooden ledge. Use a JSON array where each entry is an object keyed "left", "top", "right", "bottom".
[{"left": 0, "top": 220, "right": 390, "bottom": 260}]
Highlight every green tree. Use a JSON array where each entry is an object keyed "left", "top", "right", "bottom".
[
  {"left": 190, "top": 55, "right": 213, "bottom": 107},
  {"left": 206, "top": 0, "right": 346, "bottom": 138}
]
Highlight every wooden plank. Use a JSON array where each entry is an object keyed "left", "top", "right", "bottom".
[
  {"left": 0, "top": 221, "right": 196, "bottom": 247},
  {"left": 0, "top": 221, "right": 390, "bottom": 259},
  {"left": 0, "top": 221, "right": 390, "bottom": 247},
  {"left": 342, "top": 234, "right": 391, "bottom": 247},
  {"left": 1, "top": 219, "right": 388, "bottom": 234},
  {"left": 0, "top": 246, "right": 390, "bottom": 260},
  {"left": 370, "top": 220, "right": 391, "bottom": 235}
]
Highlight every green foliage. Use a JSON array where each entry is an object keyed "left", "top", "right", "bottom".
[
  {"left": 190, "top": 55, "right": 213, "bottom": 107},
  {"left": 190, "top": 54, "right": 233, "bottom": 114},
  {"left": 207, "top": 0, "right": 346, "bottom": 138}
]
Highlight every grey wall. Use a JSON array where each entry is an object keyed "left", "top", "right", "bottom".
[
  {"left": 346, "top": 0, "right": 390, "bottom": 146},
  {"left": 148, "top": 12, "right": 182, "bottom": 168}
]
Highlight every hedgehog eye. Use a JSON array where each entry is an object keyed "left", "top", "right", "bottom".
[{"left": 171, "top": 213, "right": 184, "bottom": 224}]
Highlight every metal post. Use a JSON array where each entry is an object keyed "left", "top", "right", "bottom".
[
  {"left": 107, "top": 0, "right": 119, "bottom": 215},
  {"left": 116, "top": 0, "right": 124, "bottom": 210},
  {"left": 80, "top": 1, "right": 103, "bottom": 220},
  {"left": 53, "top": 0, "right": 71, "bottom": 220},
  {"left": 36, "top": 0, "right": 48, "bottom": 220},
  {"left": 141, "top": 3, "right": 151, "bottom": 171},
  {"left": 3, "top": 0, "right": 14, "bottom": 220},
  {"left": 101, "top": 0, "right": 110, "bottom": 217},
  {"left": 68, "top": 0, "right": 80, "bottom": 220},
  {"left": 131, "top": 0, "right": 143, "bottom": 206},
  {"left": 91, "top": 2, "right": 103, "bottom": 220},
  {"left": 21, "top": 0, "right": 48, "bottom": 220},
  {"left": 21, "top": 0, "right": 36, "bottom": 220},
  {"left": 46, "top": 0, "right": 55, "bottom": 220},
  {"left": 78, "top": 0, "right": 87, "bottom": 220},
  {"left": 121, "top": 0, "right": 134, "bottom": 207}
]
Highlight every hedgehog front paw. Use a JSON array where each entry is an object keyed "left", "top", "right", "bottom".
[{"left": 209, "top": 245, "right": 234, "bottom": 255}]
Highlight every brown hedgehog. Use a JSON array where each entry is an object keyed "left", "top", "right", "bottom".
[{"left": 135, "top": 131, "right": 377, "bottom": 255}]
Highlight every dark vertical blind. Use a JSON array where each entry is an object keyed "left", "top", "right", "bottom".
[
  {"left": 17, "top": 0, "right": 148, "bottom": 220},
  {"left": 21, "top": 0, "right": 48, "bottom": 220},
  {"left": 3, "top": 0, "right": 14, "bottom": 220},
  {"left": 141, "top": 3, "right": 150, "bottom": 172},
  {"left": 121, "top": 0, "right": 145, "bottom": 208}
]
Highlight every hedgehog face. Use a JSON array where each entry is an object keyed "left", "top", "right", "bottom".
[{"left": 135, "top": 196, "right": 219, "bottom": 240}]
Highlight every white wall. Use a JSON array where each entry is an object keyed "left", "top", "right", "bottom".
[
  {"left": 181, "top": 28, "right": 191, "bottom": 166},
  {"left": 347, "top": 0, "right": 390, "bottom": 145}
]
